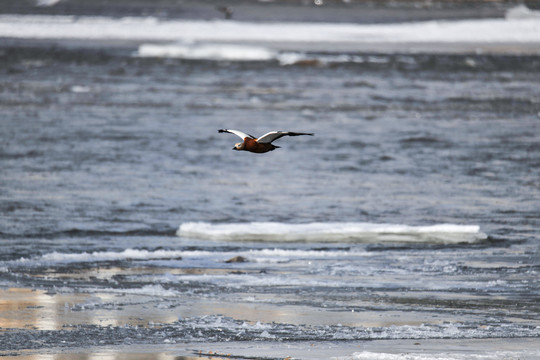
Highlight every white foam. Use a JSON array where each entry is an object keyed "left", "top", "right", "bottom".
[{"left": 177, "top": 222, "right": 487, "bottom": 244}]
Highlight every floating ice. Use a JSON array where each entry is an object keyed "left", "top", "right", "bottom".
[
  {"left": 2, "top": 314, "right": 539, "bottom": 351},
  {"left": 70, "top": 85, "right": 91, "bottom": 93},
  {"left": 506, "top": 5, "right": 540, "bottom": 20},
  {"left": 337, "top": 350, "right": 540, "bottom": 360},
  {"left": 177, "top": 222, "right": 487, "bottom": 244},
  {"left": 109, "top": 284, "right": 179, "bottom": 297},
  {"left": 35, "top": 0, "right": 61, "bottom": 7},
  {"left": 16, "top": 248, "right": 185, "bottom": 264},
  {"left": 0, "top": 13, "right": 539, "bottom": 58},
  {"left": 138, "top": 43, "right": 276, "bottom": 61}
]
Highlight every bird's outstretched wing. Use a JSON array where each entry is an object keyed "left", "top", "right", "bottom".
[
  {"left": 256, "top": 131, "right": 314, "bottom": 144},
  {"left": 218, "top": 129, "right": 255, "bottom": 140}
]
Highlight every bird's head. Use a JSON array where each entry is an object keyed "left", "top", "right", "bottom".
[{"left": 233, "top": 142, "right": 244, "bottom": 151}]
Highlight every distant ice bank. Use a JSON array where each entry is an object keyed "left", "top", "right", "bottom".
[
  {"left": 0, "top": 5, "right": 539, "bottom": 59},
  {"left": 177, "top": 222, "right": 488, "bottom": 244}
]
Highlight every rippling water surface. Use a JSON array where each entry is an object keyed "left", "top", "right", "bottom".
[{"left": 1, "top": 8, "right": 539, "bottom": 359}]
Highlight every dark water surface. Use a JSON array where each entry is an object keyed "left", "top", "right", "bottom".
[{"left": 2, "top": 48, "right": 539, "bottom": 239}]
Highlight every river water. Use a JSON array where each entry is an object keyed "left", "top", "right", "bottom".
[{"left": 0, "top": 2, "right": 539, "bottom": 359}]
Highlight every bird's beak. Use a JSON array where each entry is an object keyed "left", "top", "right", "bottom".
[{"left": 232, "top": 147, "right": 237, "bottom": 150}]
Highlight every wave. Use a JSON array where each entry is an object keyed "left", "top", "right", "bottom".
[{"left": 177, "top": 222, "right": 487, "bottom": 244}]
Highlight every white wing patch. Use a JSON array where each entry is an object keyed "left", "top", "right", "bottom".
[
  {"left": 219, "top": 129, "right": 254, "bottom": 140},
  {"left": 256, "top": 131, "right": 287, "bottom": 144},
  {"left": 219, "top": 129, "right": 313, "bottom": 146}
]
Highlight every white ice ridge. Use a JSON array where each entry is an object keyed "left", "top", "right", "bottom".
[
  {"left": 177, "top": 222, "right": 488, "bottom": 244},
  {"left": 16, "top": 248, "right": 186, "bottom": 264},
  {"left": 0, "top": 12, "right": 539, "bottom": 44},
  {"left": 336, "top": 349, "right": 540, "bottom": 360}
]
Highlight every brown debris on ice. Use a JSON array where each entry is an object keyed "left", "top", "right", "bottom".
[{"left": 225, "top": 255, "right": 248, "bottom": 263}]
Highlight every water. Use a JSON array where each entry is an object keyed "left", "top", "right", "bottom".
[{"left": 1, "top": 3, "right": 539, "bottom": 359}]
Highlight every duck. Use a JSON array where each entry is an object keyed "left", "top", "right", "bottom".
[{"left": 218, "top": 129, "right": 314, "bottom": 153}]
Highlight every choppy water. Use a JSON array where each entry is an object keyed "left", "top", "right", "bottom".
[{"left": 1, "top": 6, "right": 540, "bottom": 359}]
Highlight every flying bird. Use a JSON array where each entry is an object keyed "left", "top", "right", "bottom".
[{"left": 218, "top": 129, "right": 314, "bottom": 153}]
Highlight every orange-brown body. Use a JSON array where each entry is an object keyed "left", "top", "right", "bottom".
[{"left": 240, "top": 137, "right": 278, "bottom": 153}]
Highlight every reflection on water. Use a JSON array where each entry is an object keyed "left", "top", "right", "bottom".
[
  {"left": 0, "top": 288, "right": 180, "bottom": 331},
  {"left": 0, "top": 288, "right": 87, "bottom": 331},
  {"left": 0, "top": 285, "right": 468, "bottom": 337},
  {"left": 7, "top": 353, "right": 184, "bottom": 360}
]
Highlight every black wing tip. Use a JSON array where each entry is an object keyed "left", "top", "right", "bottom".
[
  {"left": 218, "top": 129, "right": 228, "bottom": 133},
  {"left": 290, "top": 132, "right": 314, "bottom": 136}
]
